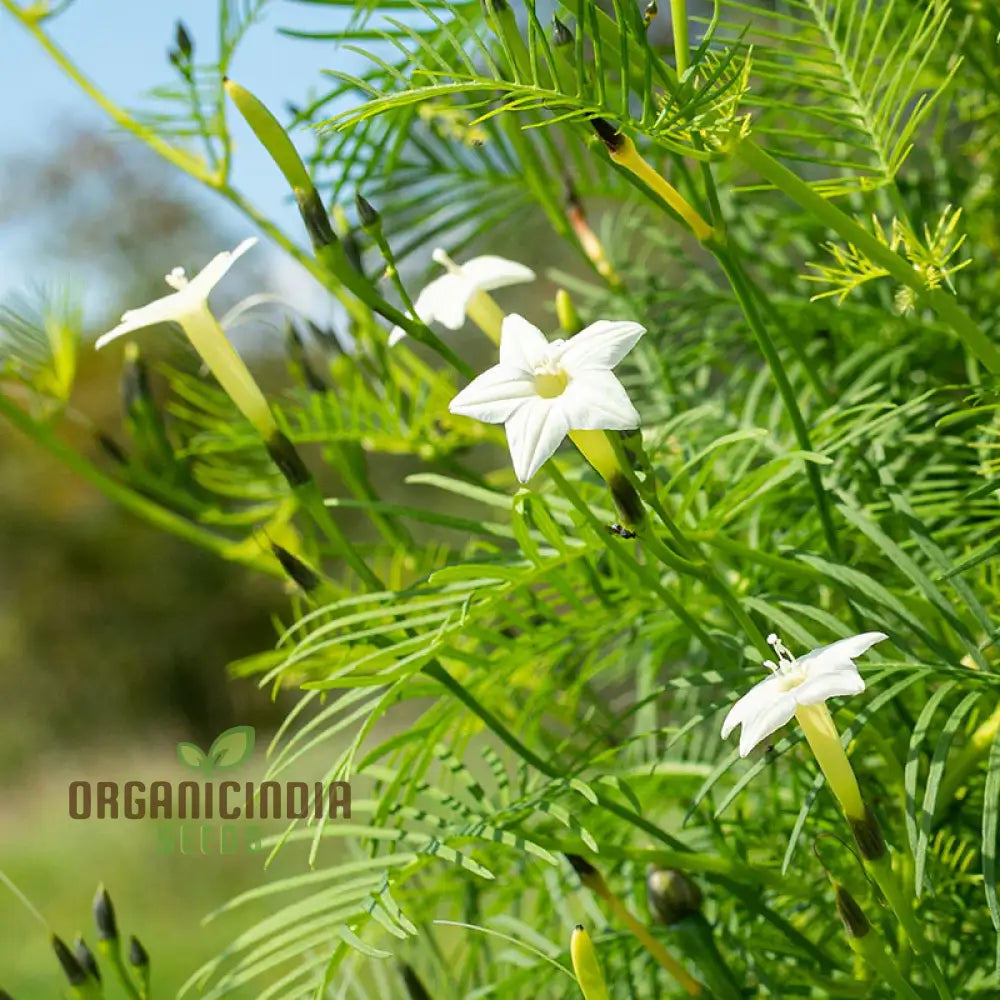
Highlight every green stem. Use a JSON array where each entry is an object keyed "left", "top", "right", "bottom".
[
  {"left": 669, "top": 0, "right": 690, "bottom": 75},
  {"left": 711, "top": 244, "right": 842, "bottom": 562},
  {"left": 0, "top": 392, "right": 277, "bottom": 577},
  {"left": 735, "top": 139, "right": 1000, "bottom": 373},
  {"left": 866, "top": 857, "right": 952, "bottom": 1000}
]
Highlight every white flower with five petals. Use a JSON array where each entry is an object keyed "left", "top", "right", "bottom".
[
  {"left": 95, "top": 238, "right": 277, "bottom": 436},
  {"left": 721, "top": 631, "right": 888, "bottom": 757},
  {"left": 389, "top": 249, "right": 534, "bottom": 345},
  {"left": 448, "top": 313, "right": 644, "bottom": 482}
]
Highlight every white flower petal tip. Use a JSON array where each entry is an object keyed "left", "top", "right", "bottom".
[
  {"left": 721, "top": 629, "right": 887, "bottom": 756},
  {"left": 449, "top": 314, "right": 643, "bottom": 482},
  {"left": 95, "top": 238, "right": 258, "bottom": 349},
  {"left": 397, "top": 250, "right": 535, "bottom": 338}
]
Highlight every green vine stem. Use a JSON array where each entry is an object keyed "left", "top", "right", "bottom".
[{"left": 734, "top": 139, "right": 1000, "bottom": 373}]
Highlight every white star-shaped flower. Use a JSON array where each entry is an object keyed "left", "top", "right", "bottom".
[
  {"left": 721, "top": 631, "right": 888, "bottom": 757},
  {"left": 389, "top": 249, "right": 535, "bottom": 345},
  {"left": 95, "top": 238, "right": 276, "bottom": 436},
  {"left": 95, "top": 238, "right": 257, "bottom": 349},
  {"left": 448, "top": 313, "right": 644, "bottom": 482}
]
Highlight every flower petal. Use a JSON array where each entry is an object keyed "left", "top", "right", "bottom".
[
  {"left": 499, "top": 314, "right": 550, "bottom": 371},
  {"left": 416, "top": 274, "right": 472, "bottom": 330},
  {"left": 503, "top": 397, "right": 570, "bottom": 481},
  {"left": 558, "top": 370, "right": 641, "bottom": 430},
  {"left": 94, "top": 295, "right": 184, "bottom": 348},
  {"left": 459, "top": 255, "right": 536, "bottom": 291},
  {"left": 794, "top": 669, "right": 865, "bottom": 707},
  {"left": 449, "top": 365, "right": 537, "bottom": 424},
  {"left": 738, "top": 691, "right": 798, "bottom": 757},
  {"left": 187, "top": 237, "right": 258, "bottom": 300},
  {"left": 795, "top": 632, "right": 888, "bottom": 675},
  {"left": 559, "top": 320, "right": 645, "bottom": 372},
  {"left": 721, "top": 674, "right": 786, "bottom": 740},
  {"left": 387, "top": 325, "right": 407, "bottom": 347}
]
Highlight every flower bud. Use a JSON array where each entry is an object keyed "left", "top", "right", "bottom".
[
  {"left": 128, "top": 935, "right": 150, "bottom": 968},
  {"left": 834, "top": 885, "right": 871, "bottom": 939},
  {"left": 271, "top": 542, "right": 321, "bottom": 593},
  {"left": 175, "top": 20, "right": 193, "bottom": 58},
  {"left": 73, "top": 937, "right": 101, "bottom": 982},
  {"left": 849, "top": 806, "right": 886, "bottom": 862},
  {"left": 52, "top": 936, "right": 86, "bottom": 986},
  {"left": 565, "top": 853, "right": 603, "bottom": 892},
  {"left": 93, "top": 885, "right": 118, "bottom": 942},
  {"left": 556, "top": 289, "right": 583, "bottom": 335},
  {"left": 355, "top": 192, "right": 381, "bottom": 231},
  {"left": 400, "top": 963, "right": 431, "bottom": 1000},
  {"left": 570, "top": 926, "right": 610, "bottom": 1000},
  {"left": 646, "top": 867, "right": 703, "bottom": 926},
  {"left": 266, "top": 431, "right": 312, "bottom": 487},
  {"left": 551, "top": 15, "right": 573, "bottom": 47}
]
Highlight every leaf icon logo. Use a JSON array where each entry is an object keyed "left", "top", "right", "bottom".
[{"left": 177, "top": 726, "right": 255, "bottom": 775}]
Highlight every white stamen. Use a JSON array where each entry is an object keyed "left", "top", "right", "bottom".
[{"left": 165, "top": 266, "right": 188, "bottom": 291}]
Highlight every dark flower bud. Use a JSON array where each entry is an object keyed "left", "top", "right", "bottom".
[
  {"left": 849, "top": 806, "right": 886, "bottom": 862},
  {"left": 52, "top": 936, "right": 86, "bottom": 986},
  {"left": 271, "top": 542, "right": 321, "bottom": 593},
  {"left": 589, "top": 116, "right": 624, "bottom": 153},
  {"left": 400, "top": 963, "right": 432, "bottom": 1000},
  {"left": 646, "top": 867, "right": 703, "bottom": 925},
  {"left": 565, "top": 853, "right": 597, "bottom": 878},
  {"left": 93, "top": 885, "right": 118, "bottom": 941},
  {"left": 266, "top": 431, "right": 312, "bottom": 487},
  {"left": 552, "top": 15, "right": 573, "bottom": 47},
  {"left": 73, "top": 937, "right": 101, "bottom": 982},
  {"left": 835, "top": 885, "right": 870, "bottom": 939},
  {"left": 355, "top": 192, "right": 381, "bottom": 230},
  {"left": 129, "top": 935, "right": 150, "bottom": 968},
  {"left": 175, "top": 21, "right": 193, "bottom": 58}
]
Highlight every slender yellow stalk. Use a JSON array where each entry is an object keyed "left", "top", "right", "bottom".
[
  {"left": 182, "top": 304, "right": 278, "bottom": 438},
  {"left": 794, "top": 703, "right": 865, "bottom": 821},
  {"left": 464, "top": 290, "right": 505, "bottom": 344}
]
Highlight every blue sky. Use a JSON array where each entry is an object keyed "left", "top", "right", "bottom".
[{"left": 0, "top": 0, "right": 366, "bottom": 314}]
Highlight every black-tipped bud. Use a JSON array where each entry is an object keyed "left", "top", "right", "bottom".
[
  {"left": 73, "top": 937, "right": 101, "bottom": 982},
  {"left": 565, "top": 853, "right": 597, "bottom": 878},
  {"left": 52, "top": 936, "right": 86, "bottom": 986},
  {"left": 834, "top": 885, "right": 870, "bottom": 939},
  {"left": 608, "top": 471, "right": 646, "bottom": 533},
  {"left": 849, "top": 806, "right": 886, "bottom": 862},
  {"left": 355, "top": 192, "right": 381, "bottom": 231},
  {"left": 175, "top": 20, "right": 193, "bottom": 58},
  {"left": 296, "top": 189, "right": 338, "bottom": 253},
  {"left": 552, "top": 15, "right": 573, "bottom": 47},
  {"left": 590, "top": 116, "right": 624, "bottom": 153},
  {"left": 271, "top": 543, "right": 321, "bottom": 593},
  {"left": 266, "top": 431, "right": 312, "bottom": 487},
  {"left": 646, "top": 867, "right": 703, "bottom": 925},
  {"left": 128, "top": 935, "right": 150, "bottom": 969},
  {"left": 93, "top": 886, "right": 118, "bottom": 942},
  {"left": 400, "top": 963, "right": 432, "bottom": 1000}
]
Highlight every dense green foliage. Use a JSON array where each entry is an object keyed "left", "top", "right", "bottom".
[{"left": 3, "top": 0, "right": 1000, "bottom": 997}]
